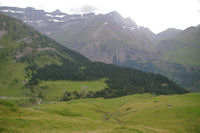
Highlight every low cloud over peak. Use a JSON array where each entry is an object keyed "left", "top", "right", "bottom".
[{"left": 70, "top": 5, "right": 98, "bottom": 14}]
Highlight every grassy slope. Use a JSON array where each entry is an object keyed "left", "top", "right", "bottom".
[
  {"left": 0, "top": 61, "right": 28, "bottom": 97},
  {"left": 34, "top": 79, "right": 107, "bottom": 101},
  {"left": 162, "top": 45, "right": 200, "bottom": 66},
  {"left": 0, "top": 93, "right": 200, "bottom": 133},
  {"left": 159, "top": 27, "right": 200, "bottom": 66},
  {"left": 160, "top": 43, "right": 200, "bottom": 66}
]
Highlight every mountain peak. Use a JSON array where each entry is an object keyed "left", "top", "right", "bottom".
[
  {"left": 184, "top": 26, "right": 198, "bottom": 31},
  {"left": 106, "top": 11, "right": 128, "bottom": 26},
  {"left": 107, "top": 11, "right": 122, "bottom": 18},
  {"left": 106, "top": 11, "right": 137, "bottom": 27},
  {"left": 25, "top": 7, "right": 35, "bottom": 10},
  {"left": 51, "top": 9, "right": 64, "bottom": 15},
  {"left": 157, "top": 28, "right": 182, "bottom": 40}
]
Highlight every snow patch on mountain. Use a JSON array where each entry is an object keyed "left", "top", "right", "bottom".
[
  {"left": 55, "top": 15, "right": 65, "bottom": 18},
  {"left": 123, "top": 25, "right": 137, "bottom": 31},
  {"left": 45, "top": 14, "right": 54, "bottom": 17},
  {"left": 48, "top": 19, "right": 65, "bottom": 22},
  {"left": 0, "top": 10, "right": 24, "bottom": 14},
  {"left": 24, "top": 20, "right": 34, "bottom": 23}
]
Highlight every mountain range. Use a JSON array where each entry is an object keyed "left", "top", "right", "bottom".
[
  {"left": 0, "top": 14, "right": 188, "bottom": 102},
  {"left": 0, "top": 6, "right": 199, "bottom": 91}
]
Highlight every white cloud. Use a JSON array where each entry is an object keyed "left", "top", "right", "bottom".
[{"left": 70, "top": 5, "right": 98, "bottom": 14}]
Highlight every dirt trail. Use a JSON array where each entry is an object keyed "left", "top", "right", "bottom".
[{"left": 0, "top": 96, "right": 27, "bottom": 99}]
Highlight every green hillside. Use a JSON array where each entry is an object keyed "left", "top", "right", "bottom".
[
  {"left": 157, "top": 26, "right": 200, "bottom": 66},
  {"left": 157, "top": 28, "right": 182, "bottom": 41},
  {"left": 123, "top": 26, "right": 200, "bottom": 89},
  {"left": 153, "top": 27, "right": 200, "bottom": 90},
  {"left": 33, "top": 79, "right": 107, "bottom": 101},
  {"left": 0, "top": 93, "right": 200, "bottom": 133}
]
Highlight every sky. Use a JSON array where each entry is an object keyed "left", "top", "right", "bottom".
[{"left": 0, "top": 0, "right": 199, "bottom": 33}]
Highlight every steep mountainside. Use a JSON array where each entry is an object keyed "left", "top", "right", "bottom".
[
  {"left": 0, "top": 14, "right": 187, "bottom": 102},
  {"left": 50, "top": 11, "right": 158, "bottom": 63},
  {"left": 155, "top": 26, "right": 200, "bottom": 90},
  {"left": 157, "top": 26, "right": 200, "bottom": 65}
]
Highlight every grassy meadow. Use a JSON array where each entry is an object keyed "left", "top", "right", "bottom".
[
  {"left": 0, "top": 93, "right": 200, "bottom": 133},
  {"left": 34, "top": 79, "right": 107, "bottom": 101}
]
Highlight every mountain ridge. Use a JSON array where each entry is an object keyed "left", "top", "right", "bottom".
[{"left": 157, "top": 28, "right": 182, "bottom": 40}]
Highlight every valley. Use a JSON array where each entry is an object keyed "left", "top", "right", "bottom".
[{"left": 0, "top": 5, "right": 200, "bottom": 133}]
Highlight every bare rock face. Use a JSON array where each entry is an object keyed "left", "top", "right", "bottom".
[
  {"left": 37, "top": 47, "right": 55, "bottom": 51},
  {"left": 15, "top": 47, "right": 33, "bottom": 59},
  {"left": 17, "top": 37, "right": 32, "bottom": 44}
]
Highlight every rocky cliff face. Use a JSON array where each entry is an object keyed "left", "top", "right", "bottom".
[{"left": 0, "top": 6, "right": 95, "bottom": 35}]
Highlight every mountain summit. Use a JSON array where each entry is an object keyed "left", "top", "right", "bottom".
[
  {"left": 51, "top": 9, "right": 65, "bottom": 15},
  {"left": 157, "top": 28, "right": 182, "bottom": 40}
]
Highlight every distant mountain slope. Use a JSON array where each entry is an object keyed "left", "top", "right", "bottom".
[
  {"left": 157, "top": 26, "right": 200, "bottom": 66},
  {"left": 0, "top": 14, "right": 187, "bottom": 101},
  {"left": 175, "top": 26, "right": 200, "bottom": 45},
  {"left": 157, "top": 28, "right": 182, "bottom": 40},
  {"left": 116, "top": 26, "right": 200, "bottom": 89},
  {"left": 154, "top": 26, "right": 200, "bottom": 90}
]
